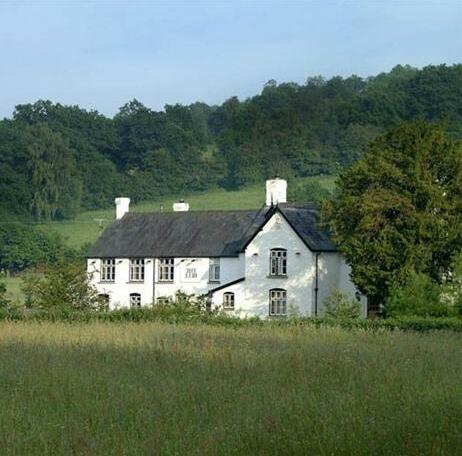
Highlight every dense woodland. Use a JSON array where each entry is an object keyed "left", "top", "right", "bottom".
[{"left": 0, "top": 64, "right": 461, "bottom": 221}]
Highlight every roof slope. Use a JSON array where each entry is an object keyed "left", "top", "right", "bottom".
[{"left": 86, "top": 204, "right": 336, "bottom": 258}]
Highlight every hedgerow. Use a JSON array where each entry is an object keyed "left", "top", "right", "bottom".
[{"left": 0, "top": 305, "right": 461, "bottom": 332}]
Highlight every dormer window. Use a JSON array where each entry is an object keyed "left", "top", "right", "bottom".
[{"left": 269, "top": 249, "right": 287, "bottom": 276}]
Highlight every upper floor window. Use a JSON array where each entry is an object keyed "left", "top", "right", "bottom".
[
  {"left": 159, "top": 258, "right": 174, "bottom": 282},
  {"left": 270, "top": 249, "right": 287, "bottom": 276},
  {"left": 130, "top": 293, "right": 141, "bottom": 307},
  {"left": 223, "top": 292, "right": 235, "bottom": 310},
  {"left": 101, "top": 258, "right": 115, "bottom": 282},
  {"left": 129, "top": 258, "right": 145, "bottom": 282},
  {"left": 269, "top": 288, "right": 287, "bottom": 316},
  {"left": 209, "top": 258, "right": 220, "bottom": 282}
]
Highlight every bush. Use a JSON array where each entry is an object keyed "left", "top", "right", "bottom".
[
  {"left": 287, "top": 180, "right": 332, "bottom": 204},
  {"left": 324, "top": 290, "right": 361, "bottom": 319},
  {"left": 22, "top": 260, "right": 104, "bottom": 314},
  {"left": 0, "top": 222, "right": 75, "bottom": 271},
  {"left": 0, "top": 278, "right": 9, "bottom": 309},
  {"left": 386, "top": 272, "right": 449, "bottom": 317},
  {"left": 441, "top": 252, "right": 462, "bottom": 316}
]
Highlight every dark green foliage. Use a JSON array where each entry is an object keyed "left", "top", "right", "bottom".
[
  {"left": 0, "top": 279, "right": 9, "bottom": 309},
  {"left": 323, "top": 290, "right": 361, "bottom": 319},
  {"left": 386, "top": 272, "right": 449, "bottom": 318},
  {"left": 0, "top": 223, "right": 74, "bottom": 271},
  {"left": 287, "top": 179, "right": 332, "bottom": 203},
  {"left": 324, "top": 121, "right": 462, "bottom": 302},
  {"left": 22, "top": 260, "right": 104, "bottom": 313},
  {"left": 0, "top": 64, "right": 460, "bottom": 220}
]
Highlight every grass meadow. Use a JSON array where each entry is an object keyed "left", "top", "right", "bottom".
[
  {"left": 37, "top": 176, "right": 336, "bottom": 249},
  {"left": 0, "top": 321, "right": 460, "bottom": 455}
]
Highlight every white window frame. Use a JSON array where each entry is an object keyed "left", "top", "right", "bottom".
[
  {"left": 159, "top": 258, "right": 174, "bottom": 282},
  {"left": 130, "top": 293, "right": 141, "bottom": 307},
  {"left": 100, "top": 258, "right": 115, "bottom": 282},
  {"left": 209, "top": 258, "right": 220, "bottom": 282},
  {"left": 269, "top": 289, "right": 287, "bottom": 316},
  {"left": 223, "top": 292, "right": 235, "bottom": 310},
  {"left": 129, "top": 258, "right": 145, "bottom": 282},
  {"left": 270, "top": 249, "right": 287, "bottom": 276}
]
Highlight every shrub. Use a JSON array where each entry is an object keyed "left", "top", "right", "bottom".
[
  {"left": 324, "top": 289, "right": 361, "bottom": 319},
  {"left": 22, "top": 260, "right": 103, "bottom": 314},
  {"left": 386, "top": 272, "right": 449, "bottom": 317},
  {"left": 0, "top": 278, "right": 9, "bottom": 309},
  {"left": 288, "top": 180, "right": 332, "bottom": 204},
  {"left": 0, "top": 222, "right": 75, "bottom": 271},
  {"left": 441, "top": 252, "right": 462, "bottom": 316}
]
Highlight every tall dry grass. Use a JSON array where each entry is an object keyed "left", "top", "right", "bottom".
[{"left": 0, "top": 322, "right": 460, "bottom": 455}]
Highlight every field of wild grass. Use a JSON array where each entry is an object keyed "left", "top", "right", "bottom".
[{"left": 0, "top": 322, "right": 461, "bottom": 455}]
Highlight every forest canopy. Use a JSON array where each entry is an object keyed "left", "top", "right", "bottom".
[{"left": 0, "top": 64, "right": 461, "bottom": 221}]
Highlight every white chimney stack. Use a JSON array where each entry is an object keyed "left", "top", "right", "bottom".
[
  {"left": 266, "top": 178, "right": 287, "bottom": 206},
  {"left": 115, "top": 197, "right": 130, "bottom": 219},
  {"left": 173, "top": 199, "right": 189, "bottom": 212}
]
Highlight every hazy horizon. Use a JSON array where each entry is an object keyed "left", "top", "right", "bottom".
[{"left": 1, "top": 0, "right": 460, "bottom": 119}]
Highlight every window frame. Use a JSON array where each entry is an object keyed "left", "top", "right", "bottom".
[
  {"left": 269, "top": 249, "right": 287, "bottom": 277},
  {"left": 209, "top": 258, "right": 221, "bottom": 282},
  {"left": 130, "top": 293, "right": 141, "bottom": 308},
  {"left": 100, "top": 258, "right": 115, "bottom": 282},
  {"left": 222, "top": 292, "right": 235, "bottom": 310},
  {"left": 269, "top": 288, "right": 287, "bottom": 317},
  {"left": 129, "top": 258, "right": 145, "bottom": 282},
  {"left": 158, "top": 258, "right": 174, "bottom": 282}
]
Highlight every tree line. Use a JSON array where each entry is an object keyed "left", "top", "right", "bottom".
[{"left": 0, "top": 63, "right": 461, "bottom": 221}]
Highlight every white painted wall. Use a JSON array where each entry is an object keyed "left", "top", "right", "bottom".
[
  {"left": 210, "top": 212, "right": 365, "bottom": 318},
  {"left": 87, "top": 255, "right": 244, "bottom": 310},
  {"left": 211, "top": 212, "right": 315, "bottom": 317},
  {"left": 87, "top": 258, "right": 154, "bottom": 309}
]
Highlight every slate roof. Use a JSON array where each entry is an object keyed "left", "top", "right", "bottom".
[{"left": 86, "top": 204, "right": 336, "bottom": 258}]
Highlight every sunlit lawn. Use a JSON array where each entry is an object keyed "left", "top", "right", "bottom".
[{"left": 0, "top": 321, "right": 460, "bottom": 455}]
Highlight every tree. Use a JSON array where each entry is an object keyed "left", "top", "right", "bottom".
[
  {"left": 323, "top": 121, "right": 462, "bottom": 303},
  {"left": 25, "top": 124, "right": 81, "bottom": 220}
]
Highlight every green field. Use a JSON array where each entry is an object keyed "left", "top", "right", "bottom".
[
  {"left": 38, "top": 176, "right": 336, "bottom": 249},
  {"left": 0, "top": 321, "right": 460, "bottom": 455}
]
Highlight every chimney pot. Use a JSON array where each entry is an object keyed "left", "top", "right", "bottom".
[{"left": 173, "top": 200, "right": 189, "bottom": 212}]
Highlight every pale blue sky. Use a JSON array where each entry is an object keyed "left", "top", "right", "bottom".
[{"left": 0, "top": 0, "right": 460, "bottom": 118}]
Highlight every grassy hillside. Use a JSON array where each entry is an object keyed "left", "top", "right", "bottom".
[
  {"left": 39, "top": 176, "right": 335, "bottom": 249},
  {"left": 0, "top": 321, "right": 460, "bottom": 454}
]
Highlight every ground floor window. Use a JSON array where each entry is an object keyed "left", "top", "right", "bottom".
[
  {"left": 130, "top": 293, "right": 141, "bottom": 307},
  {"left": 98, "top": 293, "right": 110, "bottom": 309},
  {"left": 269, "top": 288, "right": 287, "bottom": 316},
  {"left": 223, "top": 292, "right": 235, "bottom": 310}
]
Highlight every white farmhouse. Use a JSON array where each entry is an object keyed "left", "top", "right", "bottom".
[{"left": 87, "top": 178, "right": 367, "bottom": 317}]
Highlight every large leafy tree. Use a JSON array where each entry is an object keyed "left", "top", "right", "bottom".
[
  {"left": 26, "top": 123, "right": 82, "bottom": 220},
  {"left": 324, "top": 121, "right": 462, "bottom": 302}
]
